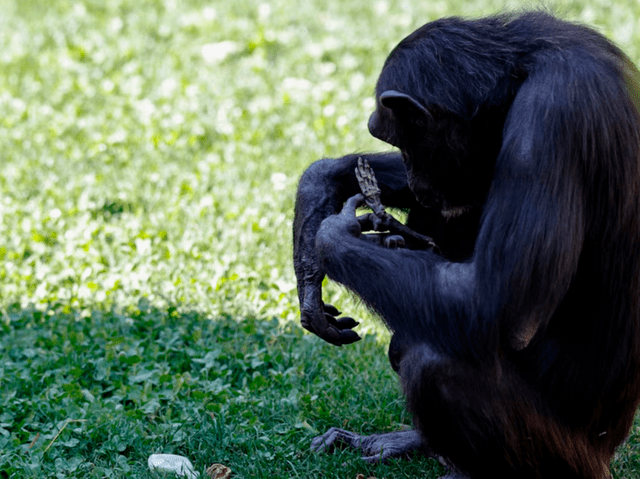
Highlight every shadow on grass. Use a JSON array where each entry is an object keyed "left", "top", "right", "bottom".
[{"left": 0, "top": 302, "right": 637, "bottom": 478}]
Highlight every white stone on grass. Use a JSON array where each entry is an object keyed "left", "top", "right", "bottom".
[{"left": 148, "top": 454, "right": 199, "bottom": 478}]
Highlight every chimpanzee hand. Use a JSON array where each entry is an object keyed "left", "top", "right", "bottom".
[
  {"left": 357, "top": 212, "right": 406, "bottom": 248},
  {"left": 299, "top": 283, "right": 361, "bottom": 346},
  {"left": 318, "top": 193, "right": 402, "bottom": 246}
]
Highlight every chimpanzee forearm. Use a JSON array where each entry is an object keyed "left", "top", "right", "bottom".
[
  {"left": 294, "top": 152, "right": 411, "bottom": 288},
  {"left": 314, "top": 195, "right": 481, "bottom": 357}
]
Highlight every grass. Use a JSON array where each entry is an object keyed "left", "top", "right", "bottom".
[
  {"left": 2, "top": 305, "right": 436, "bottom": 478},
  {"left": 0, "top": 0, "right": 639, "bottom": 477}
]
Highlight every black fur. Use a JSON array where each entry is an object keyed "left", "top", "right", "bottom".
[{"left": 294, "top": 12, "right": 640, "bottom": 478}]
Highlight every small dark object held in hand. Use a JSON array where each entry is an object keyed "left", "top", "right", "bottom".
[{"left": 355, "top": 157, "right": 440, "bottom": 252}]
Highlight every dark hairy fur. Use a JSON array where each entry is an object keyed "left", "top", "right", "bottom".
[{"left": 293, "top": 12, "right": 640, "bottom": 479}]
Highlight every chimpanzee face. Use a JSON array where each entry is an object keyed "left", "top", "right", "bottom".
[{"left": 368, "top": 92, "right": 476, "bottom": 217}]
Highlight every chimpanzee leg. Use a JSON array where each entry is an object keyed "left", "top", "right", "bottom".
[
  {"left": 388, "top": 333, "right": 408, "bottom": 373},
  {"left": 400, "top": 345, "right": 610, "bottom": 479}
]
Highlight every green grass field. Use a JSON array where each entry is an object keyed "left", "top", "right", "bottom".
[{"left": 1, "top": 0, "right": 639, "bottom": 477}]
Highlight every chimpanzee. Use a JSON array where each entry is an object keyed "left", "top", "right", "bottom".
[{"left": 292, "top": 11, "right": 640, "bottom": 479}]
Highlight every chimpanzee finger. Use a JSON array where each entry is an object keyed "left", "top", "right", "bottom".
[
  {"left": 319, "top": 325, "right": 360, "bottom": 346},
  {"left": 323, "top": 303, "right": 342, "bottom": 316},
  {"left": 340, "top": 194, "right": 365, "bottom": 218},
  {"left": 316, "top": 324, "right": 361, "bottom": 346},
  {"left": 336, "top": 317, "right": 360, "bottom": 330},
  {"left": 311, "top": 427, "right": 363, "bottom": 453},
  {"left": 357, "top": 213, "right": 376, "bottom": 232},
  {"left": 383, "top": 234, "right": 405, "bottom": 249},
  {"left": 357, "top": 213, "right": 390, "bottom": 234},
  {"left": 324, "top": 312, "right": 359, "bottom": 330},
  {"left": 337, "top": 328, "right": 361, "bottom": 344}
]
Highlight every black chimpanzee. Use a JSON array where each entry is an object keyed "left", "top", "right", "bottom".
[{"left": 292, "top": 11, "right": 640, "bottom": 479}]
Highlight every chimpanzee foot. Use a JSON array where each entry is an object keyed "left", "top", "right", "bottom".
[{"left": 310, "top": 428, "right": 424, "bottom": 463}]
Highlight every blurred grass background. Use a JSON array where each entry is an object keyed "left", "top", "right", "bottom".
[{"left": 0, "top": 0, "right": 638, "bottom": 477}]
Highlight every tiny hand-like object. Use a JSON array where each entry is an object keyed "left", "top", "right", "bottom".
[
  {"left": 355, "top": 157, "right": 440, "bottom": 253},
  {"left": 355, "top": 157, "right": 386, "bottom": 217}
]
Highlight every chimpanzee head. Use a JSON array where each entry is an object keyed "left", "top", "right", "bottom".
[
  {"left": 368, "top": 20, "right": 514, "bottom": 218},
  {"left": 368, "top": 88, "right": 470, "bottom": 217}
]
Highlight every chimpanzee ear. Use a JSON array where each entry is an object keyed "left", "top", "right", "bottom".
[{"left": 379, "top": 90, "right": 434, "bottom": 124}]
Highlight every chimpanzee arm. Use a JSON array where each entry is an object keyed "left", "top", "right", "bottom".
[
  {"left": 293, "top": 152, "right": 417, "bottom": 346},
  {"left": 315, "top": 68, "right": 586, "bottom": 358}
]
